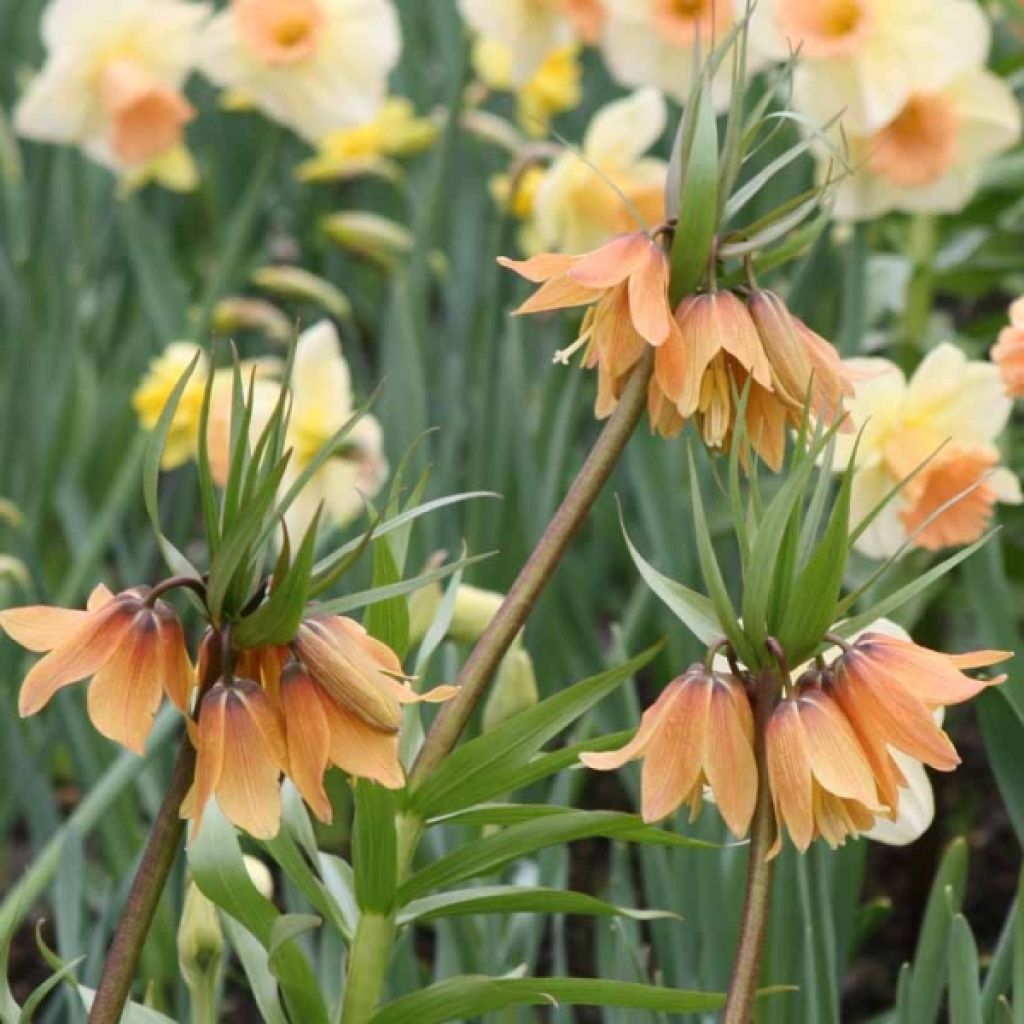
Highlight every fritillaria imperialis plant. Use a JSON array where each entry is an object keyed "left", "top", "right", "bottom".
[{"left": 0, "top": 18, "right": 1013, "bottom": 1024}]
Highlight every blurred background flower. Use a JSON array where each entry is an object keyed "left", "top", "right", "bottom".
[{"left": 14, "top": 0, "right": 208, "bottom": 189}]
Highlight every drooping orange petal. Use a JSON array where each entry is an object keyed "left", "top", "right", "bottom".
[
  {"left": 497, "top": 252, "right": 578, "bottom": 283},
  {"left": 580, "top": 702, "right": 662, "bottom": 772},
  {"left": 215, "top": 681, "right": 287, "bottom": 839},
  {"left": 707, "top": 292, "right": 773, "bottom": 390},
  {"left": 280, "top": 668, "right": 333, "bottom": 822},
  {"left": 948, "top": 649, "right": 1013, "bottom": 670},
  {"left": 513, "top": 275, "right": 601, "bottom": 315},
  {"left": 827, "top": 678, "right": 904, "bottom": 814},
  {"left": 840, "top": 656, "right": 960, "bottom": 771},
  {"left": 320, "top": 692, "right": 405, "bottom": 790},
  {"left": 567, "top": 234, "right": 652, "bottom": 289},
  {"left": 188, "top": 686, "right": 229, "bottom": 839},
  {"left": 703, "top": 680, "right": 757, "bottom": 838},
  {"left": 654, "top": 317, "right": 698, "bottom": 416},
  {"left": 155, "top": 605, "right": 194, "bottom": 712},
  {"left": 640, "top": 678, "right": 712, "bottom": 823},
  {"left": 592, "top": 285, "right": 648, "bottom": 379},
  {"left": 626, "top": 252, "right": 671, "bottom": 347},
  {"left": 86, "top": 610, "right": 166, "bottom": 754},
  {"left": 766, "top": 699, "right": 814, "bottom": 853},
  {"left": 18, "top": 599, "right": 135, "bottom": 716},
  {"left": 743, "top": 378, "right": 789, "bottom": 473},
  {"left": 295, "top": 618, "right": 402, "bottom": 732},
  {"left": 797, "top": 690, "right": 879, "bottom": 809},
  {"left": 0, "top": 606, "right": 88, "bottom": 653},
  {"left": 856, "top": 634, "right": 1004, "bottom": 706}
]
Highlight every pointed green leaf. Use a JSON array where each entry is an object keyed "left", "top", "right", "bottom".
[
  {"left": 619, "top": 504, "right": 720, "bottom": 645},
  {"left": 399, "top": 809, "right": 713, "bottom": 904},
  {"left": 397, "top": 886, "right": 677, "bottom": 926},
  {"left": 410, "top": 645, "right": 661, "bottom": 818},
  {"left": 669, "top": 75, "right": 719, "bottom": 304}
]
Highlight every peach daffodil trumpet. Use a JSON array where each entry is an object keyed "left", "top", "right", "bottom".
[
  {"left": 992, "top": 298, "right": 1024, "bottom": 399},
  {"left": 0, "top": 583, "right": 194, "bottom": 754},
  {"left": 581, "top": 665, "right": 757, "bottom": 838}
]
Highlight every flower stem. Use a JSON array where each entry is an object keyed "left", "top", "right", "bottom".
[
  {"left": 722, "top": 670, "right": 777, "bottom": 1024},
  {"left": 338, "top": 352, "right": 654, "bottom": 1023},
  {"left": 407, "top": 349, "right": 654, "bottom": 788},
  {"left": 339, "top": 913, "right": 397, "bottom": 1024},
  {"left": 88, "top": 736, "right": 195, "bottom": 1024},
  {"left": 900, "top": 213, "right": 937, "bottom": 368}
]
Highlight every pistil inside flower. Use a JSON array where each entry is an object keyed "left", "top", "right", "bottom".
[
  {"left": 776, "top": 0, "right": 871, "bottom": 58},
  {"left": 235, "top": 0, "right": 326, "bottom": 65},
  {"left": 98, "top": 58, "right": 194, "bottom": 165},
  {"left": 867, "top": 93, "right": 961, "bottom": 188}
]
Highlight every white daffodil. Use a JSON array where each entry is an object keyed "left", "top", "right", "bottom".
[
  {"left": 805, "top": 68, "right": 1020, "bottom": 220},
  {"left": 14, "top": 0, "right": 208, "bottom": 188},
  {"left": 749, "top": 0, "right": 990, "bottom": 134},
  {"left": 197, "top": 0, "right": 401, "bottom": 142},
  {"left": 281, "top": 320, "right": 388, "bottom": 542},
  {"left": 525, "top": 87, "right": 668, "bottom": 254},
  {"left": 834, "top": 343, "right": 1020, "bottom": 560},
  {"left": 600, "top": 0, "right": 765, "bottom": 109}
]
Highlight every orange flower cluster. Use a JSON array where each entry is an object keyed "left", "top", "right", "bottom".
[
  {"left": 500, "top": 231, "right": 855, "bottom": 469},
  {"left": 187, "top": 614, "right": 456, "bottom": 838},
  {"left": 0, "top": 584, "right": 193, "bottom": 754},
  {"left": 1, "top": 590, "right": 454, "bottom": 839},
  {"left": 583, "top": 634, "right": 1007, "bottom": 854}
]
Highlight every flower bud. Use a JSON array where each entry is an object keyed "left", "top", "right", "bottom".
[
  {"left": 482, "top": 646, "right": 539, "bottom": 733},
  {"left": 177, "top": 880, "right": 223, "bottom": 988},
  {"left": 211, "top": 296, "right": 292, "bottom": 343},
  {"left": 250, "top": 264, "right": 353, "bottom": 322},
  {"left": 449, "top": 585, "right": 506, "bottom": 646},
  {"left": 407, "top": 580, "right": 443, "bottom": 647},
  {"left": 321, "top": 212, "right": 414, "bottom": 268}
]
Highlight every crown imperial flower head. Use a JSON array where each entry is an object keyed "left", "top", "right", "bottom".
[
  {"left": 186, "top": 678, "right": 289, "bottom": 839},
  {"left": 1, "top": 584, "right": 193, "bottom": 754},
  {"left": 581, "top": 665, "right": 757, "bottom": 836}
]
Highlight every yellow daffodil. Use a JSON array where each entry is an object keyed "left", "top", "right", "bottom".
[
  {"left": 527, "top": 88, "right": 668, "bottom": 254},
  {"left": 472, "top": 38, "right": 582, "bottom": 138},
  {"left": 14, "top": 0, "right": 207, "bottom": 188},
  {"left": 132, "top": 343, "right": 210, "bottom": 469},
  {"left": 834, "top": 343, "right": 1021, "bottom": 559},
  {"left": 807, "top": 67, "right": 1020, "bottom": 220},
  {"left": 750, "top": 0, "right": 990, "bottom": 134},
  {"left": 298, "top": 97, "right": 438, "bottom": 181},
  {"left": 197, "top": 0, "right": 401, "bottom": 142}
]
